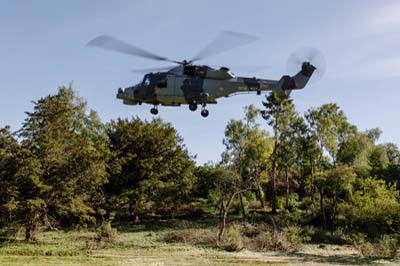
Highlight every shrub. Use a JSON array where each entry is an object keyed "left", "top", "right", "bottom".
[
  {"left": 352, "top": 234, "right": 374, "bottom": 257},
  {"left": 161, "top": 228, "right": 215, "bottom": 246},
  {"left": 378, "top": 235, "right": 398, "bottom": 258},
  {"left": 252, "top": 225, "right": 304, "bottom": 252},
  {"left": 218, "top": 224, "right": 243, "bottom": 252},
  {"left": 353, "top": 234, "right": 399, "bottom": 258},
  {"left": 95, "top": 221, "right": 117, "bottom": 243}
]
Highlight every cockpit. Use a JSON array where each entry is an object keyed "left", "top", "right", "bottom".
[
  {"left": 139, "top": 73, "right": 168, "bottom": 88},
  {"left": 183, "top": 65, "right": 207, "bottom": 78}
]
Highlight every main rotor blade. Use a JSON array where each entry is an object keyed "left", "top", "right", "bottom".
[
  {"left": 190, "top": 31, "right": 259, "bottom": 63},
  {"left": 87, "top": 35, "right": 176, "bottom": 63},
  {"left": 131, "top": 65, "right": 177, "bottom": 73},
  {"left": 228, "top": 65, "right": 270, "bottom": 73}
]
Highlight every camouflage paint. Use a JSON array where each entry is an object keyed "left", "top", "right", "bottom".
[{"left": 116, "top": 62, "right": 315, "bottom": 107}]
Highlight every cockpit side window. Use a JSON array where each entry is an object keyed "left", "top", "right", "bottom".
[
  {"left": 183, "top": 66, "right": 207, "bottom": 78},
  {"left": 143, "top": 75, "right": 151, "bottom": 86},
  {"left": 157, "top": 79, "right": 167, "bottom": 88}
]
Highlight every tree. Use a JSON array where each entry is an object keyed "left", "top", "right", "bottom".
[
  {"left": 293, "top": 121, "right": 319, "bottom": 200},
  {"left": 339, "top": 178, "right": 400, "bottom": 234},
  {"left": 106, "top": 117, "right": 196, "bottom": 222},
  {"left": 305, "top": 103, "right": 353, "bottom": 166},
  {"left": 195, "top": 165, "right": 242, "bottom": 239},
  {"left": 16, "top": 86, "right": 109, "bottom": 237},
  {"left": 381, "top": 143, "right": 400, "bottom": 189},
  {"left": 314, "top": 165, "right": 356, "bottom": 227},
  {"left": 261, "top": 92, "right": 298, "bottom": 213},
  {"left": 0, "top": 126, "right": 20, "bottom": 225},
  {"left": 337, "top": 129, "right": 373, "bottom": 178},
  {"left": 222, "top": 105, "right": 272, "bottom": 218}
]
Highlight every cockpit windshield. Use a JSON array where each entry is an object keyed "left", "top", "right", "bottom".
[{"left": 142, "top": 74, "right": 151, "bottom": 86}]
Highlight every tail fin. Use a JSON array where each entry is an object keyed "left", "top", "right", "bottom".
[{"left": 278, "top": 62, "right": 316, "bottom": 96}]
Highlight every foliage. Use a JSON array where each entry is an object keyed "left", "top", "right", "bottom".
[
  {"left": 305, "top": 103, "right": 352, "bottom": 165},
  {"left": 252, "top": 225, "right": 305, "bottom": 252},
  {"left": 1, "top": 86, "right": 109, "bottom": 240},
  {"left": 2, "top": 84, "right": 400, "bottom": 256},
  {"left": 218, "top": 224, "right": 243, "bottom": 251},
  {"left": 106, "top": 117, "right": 196, "bottom": 221},
  {"left": 338, "top": 178, "right": 400, "bottom": 233},
  {"left": 95, "top": 221, "right": 117, "bottom": 243},
  {"left": 261, "top": 92, "right": 299, "bottom": 213},
  {"left": 353, "top": 234, "right": 399, "bottom": 258}
]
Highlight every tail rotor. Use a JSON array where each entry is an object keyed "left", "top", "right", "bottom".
[{"left": 287, "top": 47, "right": 326, "bottom": 83}]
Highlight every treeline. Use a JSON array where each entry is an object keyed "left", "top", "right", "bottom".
[{"left": 1, "top": 86, "right": 400, "bottom": 243}]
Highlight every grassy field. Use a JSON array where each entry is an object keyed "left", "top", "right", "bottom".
[{"left": 0, "top": 221, "right": 399, "bottom": 266}]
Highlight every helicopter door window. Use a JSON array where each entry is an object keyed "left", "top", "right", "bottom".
[
  {"left": 183, "top": 66, "right": 196, "bottom": 76},
  {"left": 157, "top": 79, "right": 167, "bottom": 88}
]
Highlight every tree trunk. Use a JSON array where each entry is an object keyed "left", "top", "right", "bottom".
[
  {"left": 311, "top": 162, "right": 315, "bottom": 201},
  {"left": 320, "top": 191, "right": 326, "bottom": 227},
  {"left": 25, "top": 210, "right": 40, "bottom": 241},
  {"left": 130, "top": 205, "right": 140, "bottom": 224},
  {"left": 219, "top": 200, "right": 224, "bottom": 220},
  {"left": 25, "top": 224, "right": 38, "bottom": 241},
  {"left": 285, "top": 166, "right": 290, "bottom": 210},
  {"left": 270, "top": 132, "right": 278, "bottom": 214},
  {"left": 218, "top": 192, "right": 236, "bottom": 240},
  {"left": 256, "top": 180, "right": 265, "bottom": 209},
  {"left": 271, "top": 163, "right": 277, "bottom": 214},
  {"left": 239, "top": 193, "right": 247, "bottom": 220}
]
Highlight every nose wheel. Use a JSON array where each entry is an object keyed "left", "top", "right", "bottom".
[
  {"left": 189, "top": 103, "right": 197, "bottom": 111},
  {"left": 150, "top": 105, "right": 158, "bottom": 115},
  {"left": 200, "top": 104, "right": 209, "bottom": 118}
]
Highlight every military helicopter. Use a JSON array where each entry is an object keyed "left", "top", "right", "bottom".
[{"left": 88, "top": 31, "right": 325, "bottom": 117}]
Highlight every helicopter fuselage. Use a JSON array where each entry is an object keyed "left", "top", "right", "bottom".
[{"left": 117, "top": 63, "right": 315, "bottom": 108}]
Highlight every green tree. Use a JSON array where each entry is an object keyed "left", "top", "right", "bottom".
[
  {"left": 314, "top": 165, "right": 356, "bottom": 227},
  {"left": 381, "top": 143, "right": 400, "bottom": 189},
  {"left": 195, "top": 165, "right": 242, "bottom": 239},
  {"left": 305, "top": 103, "right": 352, "bottom": 166},
  {"left": 106, "top": 117, "right": 196, "bottom": 222},
  {"left": 339, "top": 178, "right": 400, "bottom": 234},
  {"left": 261, "top": 92, "right": 298, "bottom": 213},
  {"left": 293, "top": 122, "right": 319, "bottom": 200},
  {"left": 337, "top": 129, "right": 373, "bottom": 178},
  {"left": 222, "top": 105, "right": 272, "bottom": 217},
  {"left": 17, "top": 86, "right": 109, "bottom": 236},
  {"left": 0, "top": 126, "right": 20, "bottom": 224}
]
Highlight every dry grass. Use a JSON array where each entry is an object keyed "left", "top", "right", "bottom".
[{"left": 0, "top": 222, "right": 399, "bottom": 266}]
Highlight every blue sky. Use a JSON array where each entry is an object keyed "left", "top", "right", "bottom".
[{"left": 1, "top": 1, "right": 399, "bottom": 164}]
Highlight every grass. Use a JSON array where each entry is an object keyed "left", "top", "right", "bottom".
[{"left": 0, "top": 221, "right": 399, "bottom": 266}]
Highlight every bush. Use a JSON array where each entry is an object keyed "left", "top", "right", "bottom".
[
  {"left": 309, "top": 227, "right": 351, "bottom": 245},
  {"left": 339, "top": 178, "right": 400, "bottom": 234},
  {"left": 162, "top": 228, "right": 213, "bottom": 245},
  {"left": 95, "top": 221, "right": 117, "bottom": 243},
  {"left": 353, "top": 234, "right": 399, "bottom": 258},
  {"left": 352, "top": 234, "right": 374, "bottom": 257},
  {"left": 218, "top": 224, "right": 243, "bottom": 252},
  {"left": 252, "top": 225, "right": 304, "bottom": 252},
  {"left": 378, "top": 235, "right": 398, "bottom": 258}
]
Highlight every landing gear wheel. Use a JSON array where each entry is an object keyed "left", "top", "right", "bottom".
[
  {"left": 201, "top": 109, "right": 209, "bottom": 117},
  {"left": 189, "top": 103, "right": 198, "bottom": 111},
  {"left": 150, "top": 107, "right": 158, "bottom": 115}
]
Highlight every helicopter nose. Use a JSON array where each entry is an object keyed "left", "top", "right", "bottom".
[{"left": 116, "top": 87, "right": 125, "bottom": 99}]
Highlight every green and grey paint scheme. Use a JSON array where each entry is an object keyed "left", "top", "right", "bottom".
[{"left": 117, "top": 62, "right": 316, "bottom": 107}]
